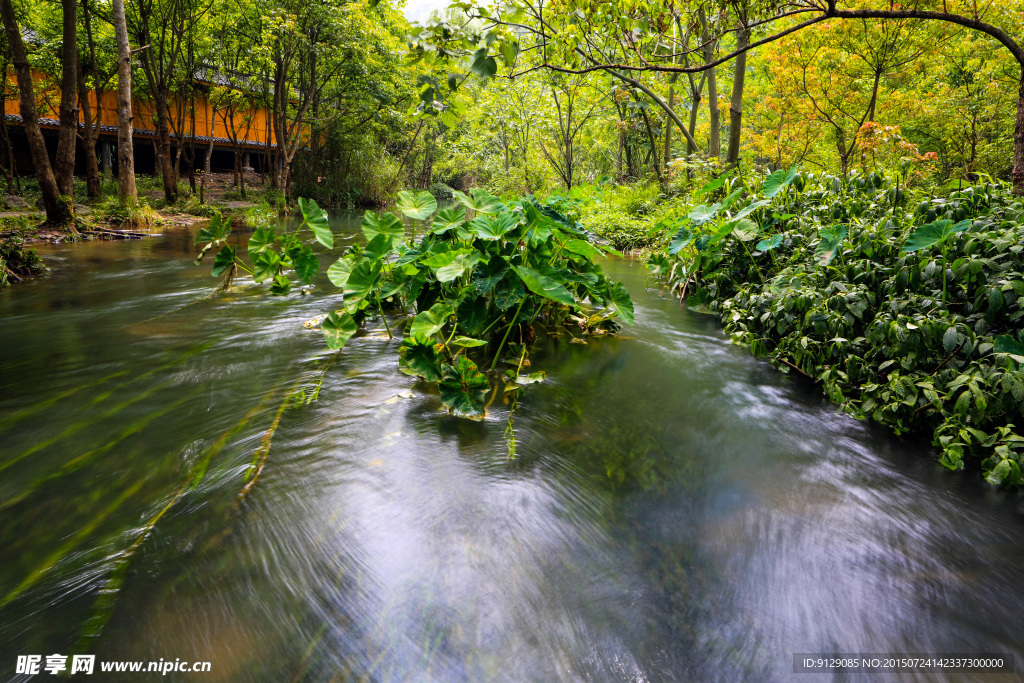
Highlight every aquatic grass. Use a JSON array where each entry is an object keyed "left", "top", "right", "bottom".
[
  {"left": 0, "top": 480, "right": 145, "bottom": 610},
  {"left": 0, "top": 368, "right": 130, "bottom": 434},
  {"left": 0, "top": 379, "right": 179, "bottom": 475},
  {"left": 0, "top": 390, "right": 202, "bottom": 513},
  {"left": 235, "top": 383, "right": 299, "bottom": 504},
  {"left": 71, "top": 383, "right": 284, "bottom": 649},
  {"left": 0, "top": 341, "right": 214, "bottom": 438}
]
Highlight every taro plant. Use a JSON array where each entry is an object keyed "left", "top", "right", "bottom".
[
  {"left": 196, "top": 197, "right": 333, "bottom": 294},
  {"left": 323, "top": 188, "right": 633, "bottom": 416},
  {"left": 198, "top": 189, "right": 634, "bottom": 418},
  {"left": 902, "top": 218, "right": 972, "bottom": 304}
]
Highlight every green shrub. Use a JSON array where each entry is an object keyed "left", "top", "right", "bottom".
[
  {"left": 178, "top": 194, "right": 222, "bottom": 218},
  {"left": 648, "top": 167, "right": 1024, "bottom": 485},
  {"left": 0, "top": 237, "right": 45, "bottom": 286},
  {"left": 96, "top": 197, "right": 161, "bottom": 230},
  {"left": 582, "top": 207, "right": 658, "bottom": 251}
]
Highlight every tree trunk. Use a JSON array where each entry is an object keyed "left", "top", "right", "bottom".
[
  {"left": 725, "top": 23, "right": 748, "bottom": 168},
  {"left": 155, "top": 93, "right": 176, "bottom": 202},
  {"left": 54, "top": 0, "right": 77, "bottom": 197},
  {"left": 76, "top": 61, "right": 101, "bottom": 198},
  {"left": 0, "top": 70, "right": 15, "bottom": 194},
  {"left": 664, "top": 77, "right": 675, "bottom": 163},
  {"left": 0, "top": 0, "right": 73, "bottom": 228},
  {"left": 699, "top": 7, "right": 721, "bottom": 159},
  {"left": 687, "top": 73, "right": 706, "bottom": 156},
  {"left": 112, "top": 0, "right": 137, "bottom": 204},
  {"left": 1014, "top": 75, "right": 1024, "bottom": 193}
]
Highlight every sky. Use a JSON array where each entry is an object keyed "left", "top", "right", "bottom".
[{"left": 402, "top": 0, "right": 449, "bottom": 24}]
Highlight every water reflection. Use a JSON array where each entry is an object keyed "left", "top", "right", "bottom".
[{"left": 1, "top": 217, "right": 1023, "bottom": 681}]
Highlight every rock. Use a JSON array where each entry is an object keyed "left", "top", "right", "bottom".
[
  {"left": 74, "top": 203, "right": 92, "bottom": 215},
  {"left": 4, "top": 195, "right": 26, "bottom": 209}
]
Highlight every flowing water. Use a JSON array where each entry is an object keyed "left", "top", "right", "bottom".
[{"left": 2, "top": 215, "right": 1024, "bottom": 682}]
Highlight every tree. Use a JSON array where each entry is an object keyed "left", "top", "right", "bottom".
[
  {"left": 0, "top": 0, "right": 73, "bottom": 228},
  {"left": 132, "top": 0, "right": 212, "bottom": 203},
  {"left": 77, "top": 0, "right": 116, "bottom": 198},
  {"left": 54, "top": 0, "right": 77, "bottom": 196},
  {"left": 412, "top": 0, "right": 1024, "bottom": 191},
  {"left": 112, "top": 0, "right": 138, "bottom": 203}
]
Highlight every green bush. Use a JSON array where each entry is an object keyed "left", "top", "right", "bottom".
[
  {"left": 178, "top": 194, "right": 222, "bottom": 219},
  {"left": 581, "top": 207, "right": 658, "bottom": 251},
  {"left": 648, "top": 167, "right": 1024, "bottom": 485},
  {"left": 0, "top": 237, "right": 45, "bottom": 286}
]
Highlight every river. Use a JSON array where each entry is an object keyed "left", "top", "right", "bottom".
[{"left": 1, "top": 215, "right": 1023, "bottom": 681}]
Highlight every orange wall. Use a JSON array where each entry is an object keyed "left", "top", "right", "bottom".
[{"left": 4, "top": 69, "right": 276, "bottom": 147}]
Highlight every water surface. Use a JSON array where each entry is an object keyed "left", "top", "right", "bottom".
[{"left": 2, "top": 216, "right": 1023, "bottom": 681}]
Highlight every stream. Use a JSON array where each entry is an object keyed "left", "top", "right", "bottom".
[{"left": 2, "top": 215, "right": 1024, "bottom": 681}]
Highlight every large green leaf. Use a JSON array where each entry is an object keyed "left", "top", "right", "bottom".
[
  {"left": 422, "top": 248, "right": 482, "bottom": 281},
  {"left": 453, "top": 188, "right": 505, "bottom": 215},
  {"left": 903, "top": 219, "right": 971, "bottom": 252},
  {"left": 362, "top": 211, "right": 405, "bottom": 243},
  {"left": 252, "top": 249, "right": 282, "bottom": 282},
  {"left": 410, "top": 302, "right": 455, "bottom": 342},
  {"left": 322, "top": 311, "right": 358, "bottom": 350},
  {"left": 343, "top": 259, "right": 381, "bottom": 305},
  {"left": 756, "top": 234, "right": 783, "bottom": 251},
  {"left": 761, "top": 164, "right": 799, "bottom": 198},
  {"left": 607, "top": 281, "right": 634, "bottom": 325},
  {"left": 436, "top": 252, "right": 482, "bottom": 282},
  {"left": 688, "top": 203, "right": 721, "bottom": 225},
  {"left": 499, "top": 40, "right": 519, "bottom": 67},
  {"left": 430, "top": 207, "right": 466, "bottom": 235},
  {"left": 513, "top": 265, "right": 575, "bottom": 306},
  {"left": 327, "top": 257, "right": 353, "bottom": 288},
  {"left": 730, "top": 218, "right": 759, "bottom": 241},
  {"left": 993, "top": 335, "right": 1024, "bottom": 364},
  {"left": 396, "top": 190, "right": 437, "bottom": 220},
  {"left": 468, "top": 213, "right": 518, "bottom": 240},
  {"left": 212, "top": 245, "right": 236, "bottom": 277},
  {"left": 439, "top": 355, "right": 490, "bottom": 416},
  {"left": 293, "top": 245, "right": 319, "bottom": 284},
  {"left": 469, "top": 48, "right": 498, "bottom": 78},
  {"left": 398, "top": 339, "right": 443, "bottom": 381},
  {"left": 297, "top": 197, "right": 333, "bottom": 248},
  {"left": 451, "top": 336, "right": 487, "bottom": 347},
  {"left": 471, "top": 254, "right": 509, "bottom": 295},
  {"left": 494, "top": 272, "right": 526, "bottom": 309},
  {"left": 457, "top": 295, "right": 489, "bottom": 336},
  {"left": 815, "top": 225, "right": 848, "bottom": 265},
  {"left": 247, "top": 226, "right": 276, "bottom": 255},
  {"left": 669, "top": 226, "right": 693, "bottom": 254},
  {"left": 563, "top": 239, "right": 601, "bottom": 261},
  {"left": 733, "top": 199, "right": 771, "bottom": 220},
  {"left": 362, "top": 233, "right": 395, "bottom": 263}
]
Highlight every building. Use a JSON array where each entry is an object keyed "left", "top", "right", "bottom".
[{"left": 1, "top": 66, "right": 278, "bottom": 179}]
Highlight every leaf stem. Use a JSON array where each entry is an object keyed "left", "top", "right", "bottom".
[
  {"left": 491, "top": 296, "right": 527, "bottom": 372},
  {"left": 376, "top": 296, "right": 393, "bottom": 339}
]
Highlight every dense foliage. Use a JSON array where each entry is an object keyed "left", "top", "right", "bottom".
[
  {"left": 0, "top": 238, "right": 45, "bottom": 286},
  {"left": 647, "top": 168, "right": 1024, "bottom": 484},
  {"left": 197, "top": 190, "right": 634, "bottom": 417}
]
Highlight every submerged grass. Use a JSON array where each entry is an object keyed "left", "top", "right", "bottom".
[
  {"left": 72, "top": 382, "right": 286, "bottom": 649},
  {"left": 0, "top": 480, "right": 145, "bottom": 610},
  {"left": 0, "top": 341, "right": 214, "bottom": 438}
]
